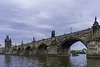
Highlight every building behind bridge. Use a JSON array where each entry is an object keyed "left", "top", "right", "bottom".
[
  {"left": 4, "top": 35, "right": 12, "bottom": 52},
  {"left": 0, "top": 44, "right": 4, "bottom": 54}
]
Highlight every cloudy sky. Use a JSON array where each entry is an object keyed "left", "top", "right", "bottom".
[{"left": 0, "top": 0, "right": 100, "bottom": 49}]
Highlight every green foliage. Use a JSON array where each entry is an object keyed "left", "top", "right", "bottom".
[
  {"left": 76, "top": 51, "right": 86, "bottom": 54},
  {"left": 71, "top": 50, "right": 86, "bottom": 54}
]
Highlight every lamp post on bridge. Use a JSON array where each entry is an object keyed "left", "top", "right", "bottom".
[
  {"left": 42, "top": 36, "right": 44, "bottom": 39},
  {"left": 70, "top": 28, "right": 72, "bottom": 33}
]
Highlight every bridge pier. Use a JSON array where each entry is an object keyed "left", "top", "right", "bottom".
[
  {"left": 57, "top": 47, "right": 70, "bottom": 56},
  {"left": 47, "top": 45, "right": 57, "bottom": 56},
  {"left": 86, "top": 41, "right": 100, "bottom": 58}
]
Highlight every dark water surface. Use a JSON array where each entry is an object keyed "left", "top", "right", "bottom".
[{"left": 0, "top": 54, "right": 100, "bottom": 67}]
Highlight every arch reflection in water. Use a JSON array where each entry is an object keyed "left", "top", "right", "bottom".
[
  {"left": 87, "top": 58, "right": 100, "bottom": 67},
  {"left": 4, "top": 55, "right": 12, "bottom": 67},
  {"left": 31, "top": 56, "right": 71, "bottom": 67}
]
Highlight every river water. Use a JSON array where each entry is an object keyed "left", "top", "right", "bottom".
[{"left": 0, "top": 54, "right": 100, "bottom": 67}]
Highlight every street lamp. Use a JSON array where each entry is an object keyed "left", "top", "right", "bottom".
[{"left": 70, "top": 28, "right": 72, "bottom": 33}]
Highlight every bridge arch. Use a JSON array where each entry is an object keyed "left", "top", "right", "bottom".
[
  {"left": 17, "top": 47, "right": 21, "bottom": 55},
  {"left": 57, "top": 37, "right": 87, "bottom": 56},
  {"left": 36, "top": 43, "right": 48, "bottom": 55},
  {"left": 57, "top": 37, "right": 88, "bottom": 56},
  {"left": 38, "top": 44, "right": 48, "bottom": 49},
  {"left": 24, "top": 46, "right": 31, "bottom": 55},
  {"left": 25, "top": 46, "right": 31, "bottom": 50},
  {"left": 17, "top": 47, "right": 21, "bottom": 51},
  {"left": 60, "top": 37, "right": 87, "bottom": 49}
]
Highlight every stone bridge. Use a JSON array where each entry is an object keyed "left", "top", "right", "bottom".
[{"left": 5, "top": 17, "right": 100, "bottom": 58}]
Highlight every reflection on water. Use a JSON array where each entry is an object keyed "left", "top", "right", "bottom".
[
  {"left": 0, "top": 54, "right": 100, "bottom": 67},
  {"left": 70, "top": 54, "right": 87, "bottom": 67},
  {"left": 87, "top": 58, "right": 100, "bottom": 67}
]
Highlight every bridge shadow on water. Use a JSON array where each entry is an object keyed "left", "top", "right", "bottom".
[
  {"left": 28, "top": 56, "right": 71, "bottom": 67},
  {"left": 22, "top": 54, "right": 87, "bottom": 67}
]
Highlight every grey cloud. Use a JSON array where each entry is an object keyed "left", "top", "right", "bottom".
[{"left": 0, "top": 0, "right": 100, "bottom": 49}]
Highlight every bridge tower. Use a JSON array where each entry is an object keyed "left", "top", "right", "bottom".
[{"left": 5, "top": 35, "right": 12, "bottom": 50}]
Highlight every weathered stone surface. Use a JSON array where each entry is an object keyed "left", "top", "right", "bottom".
[{"left": 4, "top": 28, "right": 92, "bottom": 57}]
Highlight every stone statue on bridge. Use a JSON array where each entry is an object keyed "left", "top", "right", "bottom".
[
  {"left": 92, "top": 17, "right": 100, "bottom": 34},
  {"left": 51, "top": 30, "right": 55, "bottom": 37}
]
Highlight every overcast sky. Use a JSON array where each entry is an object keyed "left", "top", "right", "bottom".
[{"left": 0, "top": 0, "right": 100, "bottom": 49}]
